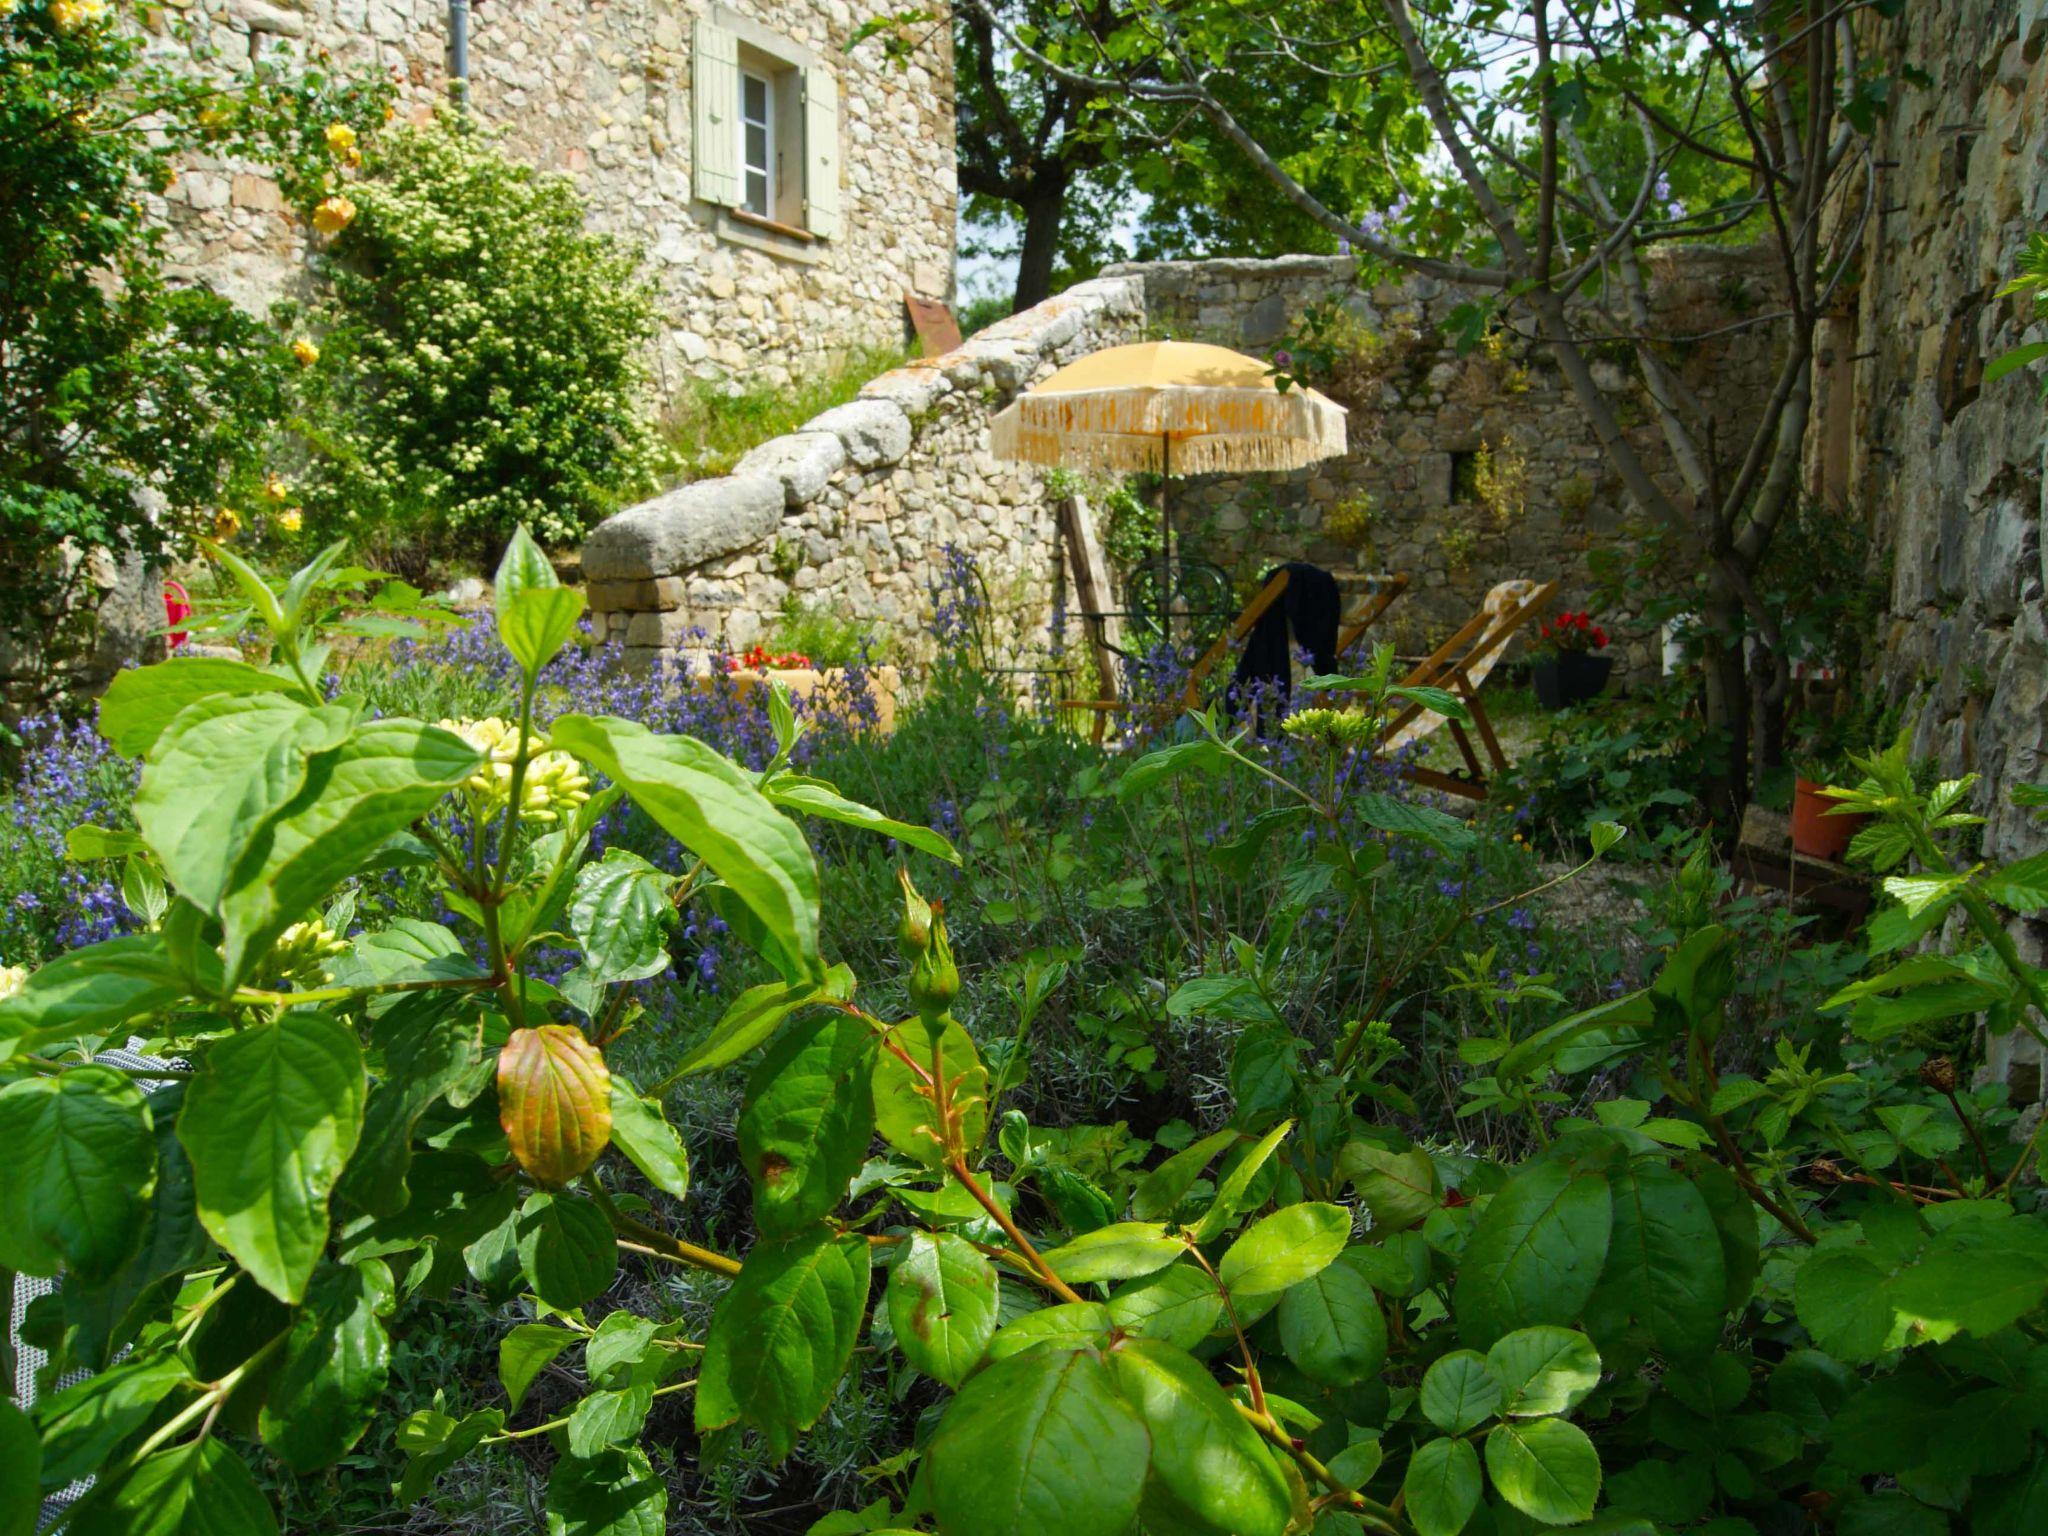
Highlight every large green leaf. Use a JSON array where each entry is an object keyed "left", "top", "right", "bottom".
[
  {"left": 767, "top": 777, "right": 961, "bottom": 864},
  {"left": 502, "top": 586, "right": 587, "bottom": 678},
  {"left": 1109, "top": 1337, "right": 1291, "bottom": 1536},
  {"left": 0, "top": 934, "right": 201, "bottom": 1057},
  {"left": 1584, "top": 1154, "right": 1725, "bottom": 1361},
  {"left": 872, "top": 1015, "right": 987, "bottom": 1166},
  {"left": 1131, "top": 1127, "right": 1238, "bottom": 1221},
  {"left": 0, "top": 1402, "right": 35, "bottom": 1536},
  {"left": 1453, "top": 1160, "right": 1613, "bottom": 1347},
  {"left": 1484, "top": 1417, "right": 1602, "bottom": 1525},
  {"left": 888, "top": 1230, "right": 1000, "bottom": 1387},
  {"left": 986, "top": 1302, "right": 1116, "bottom": 1360},
  {"left": 606, "top": 1079, "right": 691, "bottom": 1201},
  {"left": 739, "top": 1012, "right": 877, "bottom": 1237},
  {"left": 0, "top": 1066, "right": 155, "bottom": 1282},
  {"left": 568, "top": 849, "right": 674, "bottom": 984},
  {"left": 695, "top": 1229, "right": 871, "bottom": 1459},
  {"left": 1402, "top": 1435, "right": 1482, "bottom": 1536},
  {"left": 258, "top": 1258, "right": 394, "bottom": 1471},
  {"left": 1041, "top": 1221, "right": 1186, "bottom": 1285},
  {"left": 1485, "top": 1326, "right": 1601, "bottom": 1417},
  {"left": 1336, "top": 1140, "right": 1441, "bottom": 1231},
  {"left": 1107, "top": 1264, "right": 1225, "bottom": 1351},
  {"left": 179, "top": 1013, "right": 365, "bottom": 1304},
  {"left": 1189, "top": 1118, "right": 1291, "bottom": 1242},
  {"left": 1421, "top": 1350, "right": 1503, "bottom": 1434},
  {"left": 1357, "top": 791, "right": 1475, "bottom": 853},
  {"left": 133, "top": 693, "right": 354, "bottom": 912},
  {"left": 1277, "top": 1254, "right": 1387, "bottom": 1387},
  {"left": 1218, "top": 1202, "right": 1351, "bottom": 1298},
  {"left": 660, "top": 965, "right": 853, "bottom": 1081},
  {"left": 927, "top": 1348, "right": 1150, "bottom": 1536},
  {"left": 501, "top": 1322, "right": 578, "bottom": 1414},
  {"left": 394, "top": 1408, "right": 505, "bottom": 1503},
  {"left": 216, "top": 721, "right": 481, "bottom": 986},
  {"left": 544, "top": 1446, "right": 667, "bottom": 1536},
  {"left": 549, "top": 716, "right": 821, "bottom": 983},
  {"left": 515, "top": 1191, "right": 619, "bottom": 1310},
  {"left": 337, "top": 996, "right": 482, "bottom": 1218},
  {"left": 98, "top": 658, "right": 298, "bottom": 758},
  {"left": 32, "top": 1357, "right": 193, "bottom": 1490},
  {"left": 69, "top": 1438, "right": 278, "bottom": 1536}
]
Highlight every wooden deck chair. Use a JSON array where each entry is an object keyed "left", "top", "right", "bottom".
[{"left": 1372, "top": 578, "right": 1557, "bottom": 801}]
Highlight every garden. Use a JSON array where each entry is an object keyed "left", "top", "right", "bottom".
[{"left": 6, "top": 4, "right": 2048, "bottom": 1536}]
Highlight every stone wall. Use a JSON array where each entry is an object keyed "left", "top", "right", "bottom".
[
  {"left": 583, "top": 249, "right": 1783, "bottom": 680},
  {"left": 583, "top": 275, "right": 1148, "bottom": 668},
  {"left": 146, "top": 0, "right": 955, "bottom": 389},
  {"left": 1812, "top": 0, "right": 2048, "bottom": 1112},
  {"left": 1125, "top": 251, "right": 1784, "bottom": 677}
]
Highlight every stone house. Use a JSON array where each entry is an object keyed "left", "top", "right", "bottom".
[{"left": 152, "top": 0, "right": 958, "bottom": 388}]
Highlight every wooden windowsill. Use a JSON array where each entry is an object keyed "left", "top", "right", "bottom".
[{"left": 728, "top": 207, "right": 815, "bottom": 243}]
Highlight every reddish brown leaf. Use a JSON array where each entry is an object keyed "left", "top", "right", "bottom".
[{"left": 498, "top": 1025, "right": 612, "bottom": 1185}]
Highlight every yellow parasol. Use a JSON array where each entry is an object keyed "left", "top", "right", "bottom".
[{"left": 990, "top": 340, "right": 1347, "bottom": 613}]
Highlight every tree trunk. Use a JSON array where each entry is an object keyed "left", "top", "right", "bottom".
[
  {"left": 1012, "top": 176, "right": 1068, "bottom": 311},
  {"left": 1700, "top": 580, "right": 1751, "bottom": 832}
]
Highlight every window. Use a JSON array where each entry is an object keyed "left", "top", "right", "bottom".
[{"left": 740, "top": 70, "right": 772, "bottom": 218}]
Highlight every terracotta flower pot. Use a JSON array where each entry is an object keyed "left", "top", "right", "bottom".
[
  {"left": 1531, "top": 652, "right": 1613, "bottom": 710},
  {"left": 1791, "top": 776, "right": 1869, "bottom": 862}
]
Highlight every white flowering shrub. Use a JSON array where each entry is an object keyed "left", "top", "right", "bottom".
[{"left": 297, "top": 112, "right": 658, "bottom": 553}]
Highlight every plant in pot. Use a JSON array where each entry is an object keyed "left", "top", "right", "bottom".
[
  {"left": 1790, "top": 736, "right": 1872, "bottom": 862},
  {"left": 1529, "top": 608, "right": 1613, "bottom": 709}
]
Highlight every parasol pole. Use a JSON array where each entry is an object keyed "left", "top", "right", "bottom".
[{"left": 1160, "top": 430, "right": 1173, "bottom": 642}]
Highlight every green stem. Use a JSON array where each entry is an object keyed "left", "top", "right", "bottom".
[
  {"left": 592, "top": 1182, "right": 742, "bottom": 1278},
  {"left": 1232, "top": 1401, "right": 1407, "bottom": 1536},
  {"left": 483, "top": 1378, "right": 697, "bottom": 1444}
]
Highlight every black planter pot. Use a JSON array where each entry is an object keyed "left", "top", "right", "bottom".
[{"left": 1532, "top": 652, "right": 1613, "bottom": 710}]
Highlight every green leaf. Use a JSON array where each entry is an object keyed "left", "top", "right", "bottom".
[
  {"left": 695, "top": 1229, "right": 870, "bottom": 1459},
  {"left": 258, "top": 1258, "right": 394, "bottom": 1472},
  {"left": 133, "top": 693, "right": 355, "bottom": 913},
  {"left": 767, "top": 779, "right": 960, "bottom": 864},
  {"left": 606, "top": 1080, "right": 691, "bottom": 1201},
  {"left": 1335, "top": 1140, "right": 1440, "bottom": 1231},
  {"left": 179, "top": 1013, "right": 365, "bottom": 1304},
  {"left": 1402, "top": 1436, "right": 1482, "bottom": 1536},
  {"left": 1219, "top": 1202, "right": 1350, "bottom": 1298},
  {"left": 503, "top": 586, "right": 588, "bottom": 677},
  {"left": 1484, "top": 1417, "right": 1602, "bottom": 1525},
  {"left": 1453, "top": 1159, "right": 1612, "bottom": 1348},
  {"left": 1983, "top": 338, "right": 2048, "bottom": 383},
  {"left": 927, "top": 1348, "right": 1150, "bottom": 1536},
  {"left": 1115, "top": 738, "right": 1224, "bottom": 802},
  {"left": 1109, "top": 1337, "right": 1292, "bottom": 1536},
  {"left": 1484, "top": 1326, "right": 1601, "bottom": 1417},
  {"left": 1584, "top": 1154, "right": 1725, "bottom": 1361},
  {"left": 1421, "top": 1350, "right": 1503, "bottom": 1434},
  {"left": 1495, "top": 991, "right": 1654, "bottom": 1082},
  {"left": 0, "top": 934, "right": 201, "bottom": 1057},
  {"left": 545, "top": 1446, "right": 667, "bottom": 1536},
  {"left": 888, "top": 1230, "right": 1000, "bottom": 1387},
  {"left": 70, "top": 1437, "right": 278, "bottom": 1536},
  {"left": 216, "top": 721, "right": 482, "bottom": 986},
  {"left": 501, "top": 1322, "right": 578, "bottom": 1413},
  {"left": 1131, "top": 1127, "right": 1239, "bottom": 1221},
  {"left": 1588, "top": 820, "right": 1628, "bottom": 855},
  {"left": 98, "top": 658, "right": 297, "bottom": 758},
  {"left": 1794, "top": 1251, "right": 1895, "bottom": 1361},
  {"left": 394, "top": 1408, "right": 505, "bottom": 1503},
  {"left": 740, "top": 1012, "right": 876, "bottom": 1237},
  {"left": 872, "top": 1015, "right": 987, "bottom": 1166},
  {"left": 567, "top": 1377, "right": 658, "bottom": 1457},
  {"left": 515, "top": 1191, "right": 619, "bottom": 1310},
  {"left": 497, "top": 1024, "right": 613, "bottom": 1187},
  {"left": 586, "top": 1311, "right": 659, "bottom": 1385},
  {"left": 495, "top": 524, "right": 558, "bottom": 610},
  {"left": 338, "top": 996, "right": 483, "bottom": 1218},
  {"left": 1106, "top": 1264, "right": 1224, "bottom": 1351},
  {"left": 986, "top": 1302, "right": 1115, "bottom": 1360},
  {"left": 1190, "top": 1117, "right": 1292, "bottom": 1242},
  {"left": 32, "top": 1357, "right": 193, "bottom": 1489},
  {"left": 1357, "top": 792, "right": 1476, "bottom": 854},
  {"left": 0, "top": 1402, "right": 35, "bottom": 1536},
  {"left": 568, "top": 849, "right": 673, "bottom": 984},
  {"left": 550, "top": 715, "right": 821, "bottom": 984},
  {"left": 661, "top": 966, "right": 853, "bottom": 1081},
  {"left": 1041, "top": 1221, "right": 1185, "bottom": 1284},
  {"left": 1277, "top": 1255, "right": 1387, "bottom": 1387},
  {"left": 1981, "top": 849, "right": 2048, "bottom": 911},
  {"left": 66, "top": 824, "right": 146, "bottom": 861},
  {"left": 0, "top": 1066, "right": 155, "bottom": 1282}
]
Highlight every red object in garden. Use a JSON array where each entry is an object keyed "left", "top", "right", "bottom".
[
  {"left": 1530, "top": 608, "right": 1612, "bottom": 709},
  {"left": 1791, "top": 778, "right": 1870, "bottom": 863},
  {"left": 164, "top": 580, "right": 193, "bottom": 650},
  {"left": 723, "top": 643, "right": 814, "bottom": 673}
]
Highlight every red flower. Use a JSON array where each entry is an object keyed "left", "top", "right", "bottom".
[{"left": 1592, "top": 627, "right": 1608, "bottom": 648}]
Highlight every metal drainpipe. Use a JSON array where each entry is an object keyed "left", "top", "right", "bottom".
[{"left": 448, "top": 0, "right": 470, "bottom": 109}]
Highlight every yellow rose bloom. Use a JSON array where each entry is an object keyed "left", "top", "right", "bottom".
[
  {"left": 264, "top": 474, "right": 290, "bottom": 502},
  {"left": 313, "top": 195, "right": 357, "bottom": 236},
  {"left": 324, "top": 122, "right": 358, "bottom": 155},
  {"left": 291, "top": 337, "right": 320, "bottom": 366},
  {"left": 214, "top": 507, "right": 242, "bottom": 541},
  {"left": 278, "top": 507, "right": 303, "bottom": 533}
]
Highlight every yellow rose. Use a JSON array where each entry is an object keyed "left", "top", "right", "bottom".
[
  {"left": 291, "top": 337, "right": 320, "bottom": 366},
  {"left": 312, "top": 195, "right": 357, "bottom": 236},
  {"left": 278, "top": 507, "right": 303, "bottom": 533},
  {"left": 214, "top": 507, "right": 242, "bottom": 541},
  {"left": 324, "top": 122, "right": 358, "bottom": 156},
  {"left": 49, "top": 0, "right": 106, "bottom": 29},
  {"left": 264, "top": 474, "right": 290, "bottom": 502},
  {"left": 0, "top": 964, "right": 28, "bottom": 1002}
]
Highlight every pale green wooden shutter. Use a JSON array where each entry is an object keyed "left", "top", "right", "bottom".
[
  {"left": 692, "top": 18, "right": 740, "bottom": 207},
  {"left": 802, "top": 66, "right": 842, "bottom": 239}
]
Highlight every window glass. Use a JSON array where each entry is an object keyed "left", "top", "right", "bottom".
[{"left": 740, "top": 71, "right": 771, "bottom": 216}]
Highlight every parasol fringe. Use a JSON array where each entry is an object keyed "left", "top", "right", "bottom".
[{"left": 989, "top": 393, "right": 1346, "bottom": 474}]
